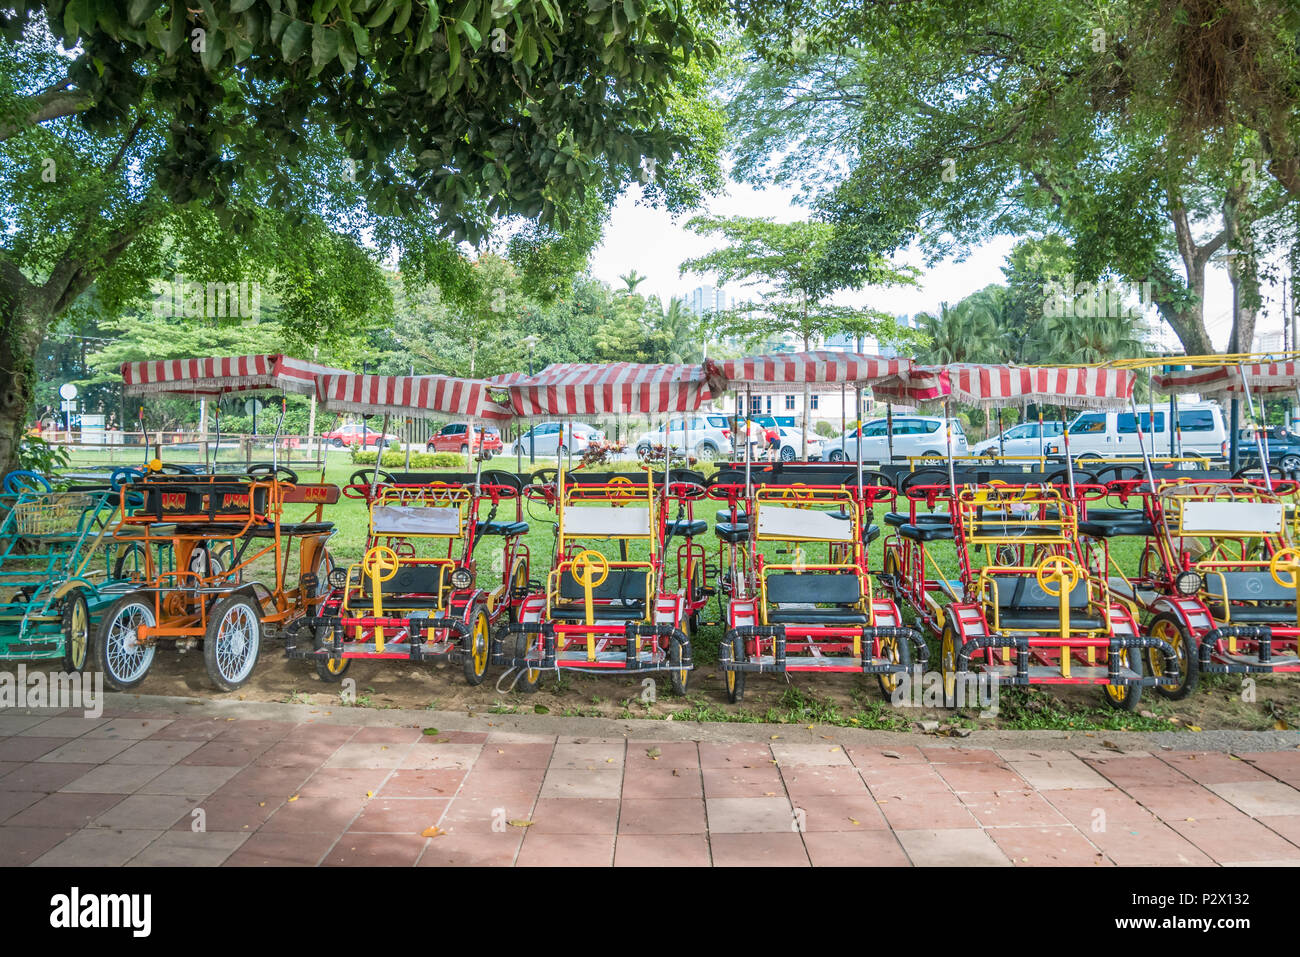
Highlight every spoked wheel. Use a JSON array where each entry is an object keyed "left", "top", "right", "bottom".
[
  {"left": 722, "top": 633, "right": 746, "bottom": 703},
  {"left": 876, "top": 629, "right": 913, "bottom": 698},
  {"left": 1146, "top": 612, "right": 1199, "bottom": 700},
  {"left": 112, "top": 541, "right": 149, "bottom": 581},
  {"left": 312, "top": 574, "right": 349, "bottom": 682},
  {"left": 203, "top": 595, "right": 262, "bottom": 692},
  {"left": 668, "top": 632, "right": 690, "bottom": 696},
  {"left": 95, "top": 593, "right": 157, "bottom": 691},
  {"left": 507, "top": 560, "right": 529, "bottom": 625},
  {"left": 60, "top": 588, "right": 91, "bottom": 673},
  {"left": 462, "top": 605, "right": 491, "bottom": 685},
  {"left": 882, "top": 552, "right": 901, "bottom": 595},
  {"left": 687, "top": 563, "right": 706, "bottom": 633},
  {"left": 939, "top": 621, "right": 960, "bottom": 708},
  {"left": 1102, "top": 644, "right": 1144, "bottom": 712},
  {"left": 513, "top": 631, "right": 544, "bottom": 693}
]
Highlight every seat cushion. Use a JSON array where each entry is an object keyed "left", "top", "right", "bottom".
[
  {"left": 714, "top": 522, "right": 749, "bottom": 543},
  {"left": 1078, "top": 519, "right": 1154, "bottom": 539},
  {"left": 1206, "top": 603, "right": 1294, "bottom": 624},
  {"left": 767, "top": 607, "right": 869, "bottom": 625},
  {"left": 715, "top": 510, "right": 748, "bottom": 524},
  {"left": 550, "top": 604, "right": 646, "bottom": 621},
  {"left": 475, "top": 520, "right": 529, "bottom": 536},
  {"left": 997, "top": 610, "right": 1106, "bottom": 630},
  {"left": 667, "top": 519, "right": 707, "bottom": 537},
  {"left": 899, "top": 523, "right": 954, "bottom": 542}
]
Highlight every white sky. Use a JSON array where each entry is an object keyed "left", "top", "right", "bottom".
[{"left": 589, "top": 180, "right": 1286, "bottom": 354}]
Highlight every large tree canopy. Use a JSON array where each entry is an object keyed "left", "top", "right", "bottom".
[
  {"left": 0, "top": 0, "right": 726, "bottom": 472},
  {"left": 723, "top": 0, "right": 1298, "bottom": 359}
]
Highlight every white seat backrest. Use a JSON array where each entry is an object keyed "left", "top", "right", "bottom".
[
  {"left": 1180, "top": 501, "right": 1284, "bottom": 535},
  {"left": 371, "top": 505, "right": 461, "bottom": 535},
  {"left": 564, "top": 506, "right": 652, "bottom": 537},
  {"left": 756, "top": 504, "right": 855, "bottom": 542}
]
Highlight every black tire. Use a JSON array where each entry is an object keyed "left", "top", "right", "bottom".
[
  {"left": 1146, "top": 611, "right": 1199, "bottom": 700},
  {"left": 311, "top": 573, "right": 349, "bottom": 682},
  {"left": 722, "top": 632, "right": 746, "bottom": 703},
  {"left": 1282, "top": 454, "right": 1300, "bottom": 475},
  {"left": 331, "top": 438, "right": 344, "bottom": 448},
  {"left": 876, "top": 628, "right": 913, "bottom": 698},
  {"left": 513, "top": 631, "right": 544, "bottom": 693},
  {"left": 779, "top": 445, "right": 796, "bottom": 462},
  {"left": 95, "top": 592, "right": 157, "bottom": 691},
  {"left": 828, "top": 449, "right": 845, "bottom": 462},
  {"left": 636, "top": 444, "right": 652, "bottom": 460},
  {"left": 695, "top": 442, "right": 718, "bottom": 461},
  {"left": 60, "top": 588, "right": 91, "bottom": 673},
  {"left": 939, "top": 620, "right": 960, "bottom": 708},
  {"left": 112, "top": 541, "right": 149, "bottom": 581},
  {"left": 506, "top": 559, "right": 529, "bottom": 625},
  {"left": 921, "top": 450, "right": 942, "bottom": 458},
  {"left": 459, "top": 444, "right": 469, "bottom": 454},
  {"left": 669, "top": 632, "right": 690, "bottom": 696},
  {"left": 1102, "top": 642, "right": 1144, "bottom": 712},
  {"left": 461, "top": 605, "right": 491, "bottom": 685},
  {"left": 557, "top": 445, "right": 568, "bottom": 457},
  {"left": 203, "top": 594, "right": 262, "bottom": 692}
]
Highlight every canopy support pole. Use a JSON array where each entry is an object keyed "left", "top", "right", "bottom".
[
  {"left": 944, "top": 400, "right": 956, "bottom": 490},
  {"left": 1061, "top": 407, "right": 1076, "bottom": 498},
  {"left": 371, "top": 412, "right": 390, "bottom": 497},
  {"left": 886, "top": 403, "right": 894, "bottom": 464},
  {"left": 1237, "top": 364, "right": 1273, "bottom": 493},
  {"left": 997, "top": 407, "right": 1004, "bottom": 460},
  {"left": 272, "top": 396, "right": 286, "bottom": 474},
  {"left": 855, "top": 387, "right": 864, "bottom": 492},
  {"left": 840, "top": 385, "right": 846, "bottom": 462}
]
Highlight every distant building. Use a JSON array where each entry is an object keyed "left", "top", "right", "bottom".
[{"left": 686, "top": 285, "right": 730, "bottom": 317}]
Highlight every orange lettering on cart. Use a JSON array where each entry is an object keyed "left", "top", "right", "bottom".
[{"left": 161, "top": 493, "right": 186, "bottom": 510}]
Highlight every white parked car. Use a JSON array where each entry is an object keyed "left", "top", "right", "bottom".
[
  {"left": 820, "top": 415, "right": 968, "bottom": 463},
  {"left": 634, "top": 414, "right": 732, "bottom": 461},
  {"left": 970, "top": 421, "right": 1066, "bottom": 458},
  {"left": 1064, "top": 402, "right": 1228, "bottom": 459},
  {"left": 509, "top": 421, "right": 604, "bottom": 457},
  {"left": 768, "top": 426, "right": 823, "bottom": 462}
]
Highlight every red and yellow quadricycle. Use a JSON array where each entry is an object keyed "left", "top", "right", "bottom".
[{"left": 285, "top": 372, "right": 529, "bottom": 684}]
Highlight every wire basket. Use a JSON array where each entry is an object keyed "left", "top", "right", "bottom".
[{"left": 13, "top": 493, "right": 92, "bottom": 536}]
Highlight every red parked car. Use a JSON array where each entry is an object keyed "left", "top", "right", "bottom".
[
  {"left": 427, "top": 423, "right": 504, "bottom": 457},
  {"left": 321, "top": 423, "right": 399, "bottom": 448}
]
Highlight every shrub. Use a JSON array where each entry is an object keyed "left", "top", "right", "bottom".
[
  {"left": 814, "top": 420, "right": 837, "bottom": 438},
  {"left": 351, "top": 450, "right": 467, "bottom": 469}
]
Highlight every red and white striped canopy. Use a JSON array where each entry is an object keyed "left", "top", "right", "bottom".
[
  {"left": 121, "top": 354, "right": 339, "bottom": 397},
  {"left": 706, "top": 351, "right": 908, "bottom": 394},
  {"left": 874, "top": 364, "right": 1136, "bottom": 409},
  {"left": 484, "top": 371, "right": 532, "bottom": 387},
  {"left": 1151, "top": 362, "right": 1300, "bottom": 397},
  {"left": 507, "top": 363, "right": 712, "bottom": 416},
  {"left": 316, "top": 373, "right": 513, "bottom": 421}
]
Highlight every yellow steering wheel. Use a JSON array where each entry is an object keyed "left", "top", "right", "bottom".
[
  {"left": 1269, "top": 547, "right": 1300, "bottom": 588},
  {"left": 607, "top": 476, "right": 636, "bottom": 508},
  {"left": 571, "top": 549, "right": 610, "bottom": 589},
  {"left": 362, "top": 546, "right": 400, "bottom": 584},
  {"left": 1036, "top": 555, "right": 1081, "bottom": 597},
  {"left": 779, "top": 484, "right": 815, "bottom": 509}
]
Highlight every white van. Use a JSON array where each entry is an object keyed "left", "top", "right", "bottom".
[{"left": 1064, "top": 402, "right": 1228, "bottom": 459}]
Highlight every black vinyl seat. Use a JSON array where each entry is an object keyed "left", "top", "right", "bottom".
[
  {"left": 714, "top": 522, "right": 749, "bottom": 543},
  {"left": 356, "top": 563, "right": 446, "bottom": 611},
  {"left": 885, "top": 511, "right": 952, "bottom": 528},
  {"left": 899, "top": 523, "right": 955, "bottom": 542},
  {"left": 551, "top": 567, "right": 649, "bottom": 621},
  {"left": 764, "top": 572, "right": 867, "bottom": 624},
  {"left": 715, "top": 510, "right": 748, "bottom": 524},
  {"left": 475, "top": 520, "right": 529, "bottom": 537},
  {"left": 1205, "top": 572, "right": 1296, "bottom": 623},
  {"left": 667, "top": 519, "right": 708, "bottom": 537},
  {"left": 986, "top": 574, "right": 1104, "bottom": 630}
]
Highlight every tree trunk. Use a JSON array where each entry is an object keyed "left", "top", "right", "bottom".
[{"left": 0, "top": 273, "right": 54, "bottom": 475}]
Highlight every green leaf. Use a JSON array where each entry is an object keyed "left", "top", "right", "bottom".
[
  {"left": 230, "top": 0, "right": 258, "bottom": 12},
  {"left": 350, "top": 21, "right": 370, "bottom": 54},
  {"left": 281, "top": 20, "right": 310, "bottom": 60},
  {"left": 338, "top": 30, "right": 358, "bottom": 72},
  {"left": 200, "top": 27, "right": 226, "bottom": 70},
  {"left": 312, "top": 24, "right": 340, "bottom": 69},
  {"left": 161, "top": 0, "right": 187, "bottom": 55},
  {"left": 447, "top": 25, "right": 460, "bottom": 72},
  {"left": 365, "top": 0, "right": 395, "bottom": 27},
  {"left": 391, "top": 0, "right": 413, "bottom": 32},
  {"left": 127, "top": 0, "right": 157, "bottom": 26},
  {"left": 459, "top": 20, "right": 481, "bottom": 49}
]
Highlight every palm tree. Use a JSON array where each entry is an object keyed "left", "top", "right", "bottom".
[
  {"left": 915, "top": 301, "right": 1001, "bottom": 365},
  {"left": 619, "top": 270, "right": 647, "bottom": 294},
  {"left": 653, "top": 297, "right": 703, "bottom": 363}
]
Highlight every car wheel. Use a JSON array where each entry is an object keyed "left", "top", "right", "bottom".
[
  {"left": 779, "top": 445, "right": 796, "bottom": 462},
  {"left": 636, "top": 444, "right": 651, "bottom": 460},
  {"left": 459, "top": 444, "right": 469, "bottom": 454},
  {"left": 695, "top": 441, "right": 718, "bottom": 461},
  {"left": 1282, "top": 454, "right": 1300, "bottom": 475},
  {"left": 331, "top": 438, "right": 343, "bottom": 448},
  {"left": 828, "top": 449, "right": 844, "bottom": 462}
]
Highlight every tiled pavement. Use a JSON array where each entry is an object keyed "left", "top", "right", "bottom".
[{"left": 2, "top": 707, "right": 1299, "bottom": 866}]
